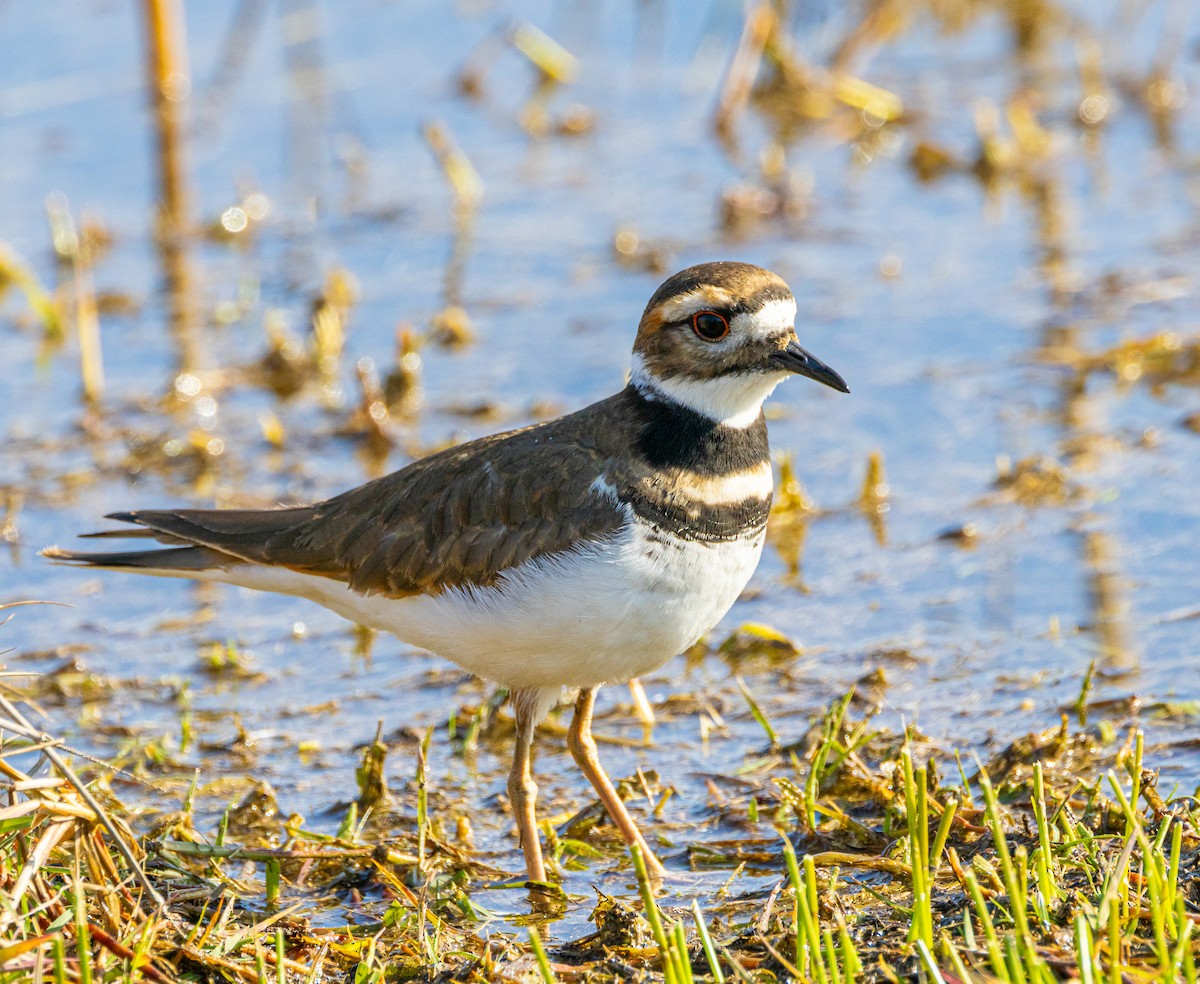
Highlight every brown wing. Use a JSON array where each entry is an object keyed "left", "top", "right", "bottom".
[
  {"left": 47, "top": 404, "right": 629, "bottom": 598},
  {"left": 264, "top": 419, "right": 626, "bottom": 595}
]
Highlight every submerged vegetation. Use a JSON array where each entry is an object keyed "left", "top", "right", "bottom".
[{"left": 4, "top": 648, "right": 1199, "bottom": 981}]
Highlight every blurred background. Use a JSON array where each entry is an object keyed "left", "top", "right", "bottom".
[{"left": 1, "top": 0, "right": 1199, "bottom": 923}]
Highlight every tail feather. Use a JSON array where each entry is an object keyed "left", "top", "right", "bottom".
[
  {"left": 43, "top": 506, "right": 317, "bottom": 575},
  {"left": 102, "top": 508, "right": 317, "bottom": 563},
  {"left": 41, "top": 544, "right": 235, "bottom": 572},
  {"left": 80, "top": 527, "right": 180, "bottom": 541}
]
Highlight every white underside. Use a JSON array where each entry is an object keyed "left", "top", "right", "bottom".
[{"left": 148, "top": 519, "right": 766, "bottom": 693}]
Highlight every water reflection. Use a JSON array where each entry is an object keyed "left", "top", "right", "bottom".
[
  {"left": 141, "top": 0, "right": 199, "bottom": 373},
  {"left": 1083, "top": 529, "right": 1134, "bottom": 666}
]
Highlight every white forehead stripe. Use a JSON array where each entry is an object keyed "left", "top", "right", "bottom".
[
  {"left": 655, "top": 291, "right": 796, "bottom": 332},
  {"left": 630, "top": 352, "right": 787, "bottom": 429},
  {"left": 730, "top": 297, "right": 797, "bottom": 342}
]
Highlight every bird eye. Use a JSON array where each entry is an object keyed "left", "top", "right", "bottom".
[{"left": 691, "top": 311, "right": 730, "bottom": 342}]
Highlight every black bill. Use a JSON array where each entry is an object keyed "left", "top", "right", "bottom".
[{"left": 771, "top": 340, "right": 850, "bottom": 394}]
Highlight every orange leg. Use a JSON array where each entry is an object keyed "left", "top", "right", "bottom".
[
  {"left": 567, "top": 686, "right": 666, "bottom": 880},
  {"left": 628, "top": 677, "right": 656, "bottom": 742},
  {"left": 507, "top": 689, "right": 547, "bottom": 884}
]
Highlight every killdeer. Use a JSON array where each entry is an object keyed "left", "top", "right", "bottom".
[{"left": 45, "top": 261, "right": 848, "bottom": 885}]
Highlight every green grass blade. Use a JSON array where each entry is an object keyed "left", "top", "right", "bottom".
[
  {"left": 631, "top": 843, "right": 676, "bottom": 984},
  {"left": 528, "top": 926, "right": 557, "bottom": 984},
  {"left": 691, "top": 900, "right": 725, "bottom": 984}
]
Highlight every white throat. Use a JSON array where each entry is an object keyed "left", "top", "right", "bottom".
[{"left": 630, "top": 352, "right": 785, "bottom": 429}]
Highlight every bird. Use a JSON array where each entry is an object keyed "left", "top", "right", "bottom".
[{"left": 44, "top": 261, "right": 848, "bottom": 886}]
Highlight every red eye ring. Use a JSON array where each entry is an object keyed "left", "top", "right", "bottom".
[{"left": 691, "top": 310, "right": 730, "bottom": 342}]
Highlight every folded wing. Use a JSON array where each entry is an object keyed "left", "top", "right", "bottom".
[{"left": 45, "top": 418, "right": 628, "bottom": 598}]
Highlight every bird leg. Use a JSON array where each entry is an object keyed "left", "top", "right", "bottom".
[
  {"left": 627, "top": 677, "right": 656, "bottom": 743},
  {"left": 507, "top": 688, "right": 547, "bottom": 884},
  {"left": 567, "top": 686, "right": 667, "bottom": 880}
]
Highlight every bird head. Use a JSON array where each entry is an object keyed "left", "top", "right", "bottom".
[{"left": 630, "top": 261, "right": 848, "bottom": 428}]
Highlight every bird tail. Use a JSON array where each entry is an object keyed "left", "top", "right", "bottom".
[
  {"left": 42, "top": 507, "right": 318, "bottom": 578},
  {"left": 41, "top": 543, "right": 235, "bottom": 574}
]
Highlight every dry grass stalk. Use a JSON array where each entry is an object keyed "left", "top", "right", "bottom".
[
  {"left": 141, "top": 0, "right": 192, "bottom": 248},
  {"left": 140, "top": 0, "right": 199, "bottom": 357},
  {"left": 714, "top": 4, "right": 777, "bottom": 153}
]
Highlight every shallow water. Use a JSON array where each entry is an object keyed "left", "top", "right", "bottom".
[{"left": 2, "top": 0, "right": 1199, "bottom": 939}]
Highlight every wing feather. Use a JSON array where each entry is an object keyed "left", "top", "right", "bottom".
[{"left": 47, "top": 395, "right": 633, "bottom": 595}]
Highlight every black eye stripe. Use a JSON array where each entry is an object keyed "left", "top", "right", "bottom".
[{"left": 690, "top": 310, "right": 730, "bottom": 341}]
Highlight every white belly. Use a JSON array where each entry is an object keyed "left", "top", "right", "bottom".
[{"left": 224, "top": 520, "right": 766, "bottom": 691}]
